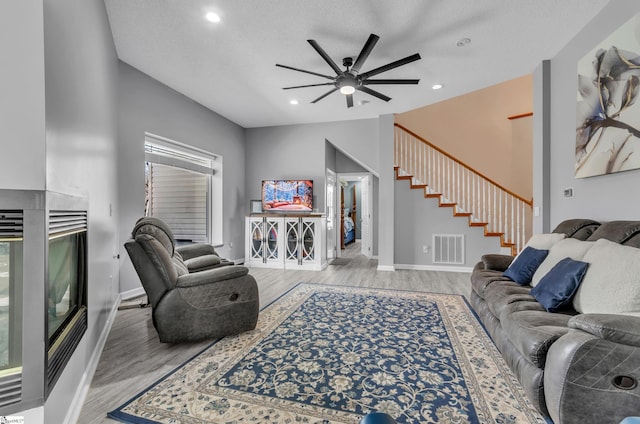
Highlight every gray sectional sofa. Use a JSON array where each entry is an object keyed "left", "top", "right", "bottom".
[{"left": 470, "top": 219, "right": 640, "bottom": 424}]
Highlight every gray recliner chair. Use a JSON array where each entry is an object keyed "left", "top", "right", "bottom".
[{"left": 124, "top": 217, "right": 259, "bottom": 343}]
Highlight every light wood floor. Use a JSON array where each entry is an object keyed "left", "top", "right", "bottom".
[{"left": 77, "top": 242, "right": 471, "bottom": 423}]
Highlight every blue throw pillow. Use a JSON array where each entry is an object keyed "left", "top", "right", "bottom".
[
  {"left": 503, "top": 246, "right": 549, "bottom": 285},
  {"left": 531, "top": 257, "right": 589, "bottom": 312}
]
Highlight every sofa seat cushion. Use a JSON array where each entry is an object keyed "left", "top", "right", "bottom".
[
  {"left": 500, "top": 309, "right": 574, "bottom": 368},
  {"left": 482, "top": 282, "right": 536, "bottom": 317},
  {"left": 470, "top": 268, "right": 513, "bottom": 298}
]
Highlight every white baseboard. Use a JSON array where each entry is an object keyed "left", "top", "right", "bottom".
[
  {"left": 120, "top": 286, "right": 145, "bottom": 300},
  {"left": 377, "top": 265, "right": 396, "bottom": 272},
  {"left": 394, "top": 263, "right": 473, "bottom": 273},
  {"left": 64, "top": 294, "right": 122, "bottom": 424}
]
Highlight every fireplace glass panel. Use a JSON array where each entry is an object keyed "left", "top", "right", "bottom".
[
  {"left": 47, "top": 230, "right": 86, "bottom": 346},
  {"left": 0, "top": 238, "right": 22, "bottom": 372}
]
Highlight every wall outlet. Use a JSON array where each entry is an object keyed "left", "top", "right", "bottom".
[
  {"left": 229, "top": 241, "right": 233, "bottom": 248},
  {"left": 563, "top": 187, "right": 574, "bottom": 198},
  {"left": 422, "top": 245, "right": 429, "bottom": 254}
]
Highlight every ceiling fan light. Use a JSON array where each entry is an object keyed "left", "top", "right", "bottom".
[
  {"left": 205, "top": 12, "right": 221, "bottom": 23},
  {"left": 340, "top": 85, "right": 356, "bottom": 95}
]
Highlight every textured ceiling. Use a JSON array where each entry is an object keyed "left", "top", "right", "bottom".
[{"left": 104, "top": 0, "right": 610, "bottom": 128}]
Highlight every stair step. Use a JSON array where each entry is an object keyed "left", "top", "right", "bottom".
[{"left": 396, "top": 164, "right": 521, "bottom": 254}]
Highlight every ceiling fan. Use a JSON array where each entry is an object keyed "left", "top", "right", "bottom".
[{"left": 276, "top": 34, "right": 421, "bottom": 108}]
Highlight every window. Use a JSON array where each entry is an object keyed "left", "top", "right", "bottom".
[{"left": 144, "top": 134, "right": 222, "bottom": 245}]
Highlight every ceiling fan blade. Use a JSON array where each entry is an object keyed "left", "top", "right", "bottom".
[
  {"left": 346, "top": 93, "right": 354, "bottom": 108},
  {"left": 358, "top": 86, "right": 391, "bottom": 102},
  {"left": 311, "top": 87, "right": 339, "bottom": 103},
  {"left": 276, "top": 64, "right": 335, "bottom": 80},
  {"left": 351, "top": 34, "right": 380, "bottom": 73},
  {"left": 283, "top": 82, "right": 335, "bottom": 90},
  {"left": 363, "top": 79, "right": 420, "bottom": 85},
  {"left": 359, "top": 53, "right": 422, "bottom": 79},
  {"left": 307, "top": 39, "right": 342, "bottom": 75}
]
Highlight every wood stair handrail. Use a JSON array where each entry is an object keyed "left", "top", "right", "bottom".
[{"left": 394, "top": 123, "right": 533, "bottom": 207}]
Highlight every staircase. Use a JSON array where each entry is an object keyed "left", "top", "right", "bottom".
[{"left": 394, "top": 123, "right": 533, "bottom": 255}]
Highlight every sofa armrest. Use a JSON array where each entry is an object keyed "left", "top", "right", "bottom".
[
  {"left": 480, "top": 254, "right": 514, "bottom": 272},
  {"left": 175, "top": 243, "right": 218, "bottom": 260},
  {"left": 176, "top": 265, "right": 249, "bottom": 288},
  {"left": 544, "top": 329, "right": 640, "bottom": 424},
  {"left": 569, "top": 313, "right": 640, "bottom": 347}
]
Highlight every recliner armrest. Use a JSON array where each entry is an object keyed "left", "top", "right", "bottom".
[
  {"left": 569, "top": 313, "right": 640, "bottom": 347},
  {"left": 176, "top": 265, "right": 249, "bottom": 288},
  {"left": 183, "top": 254, "right": 222, "bottom": 272},
  {"left": 480, "top": 254, "right": 514, "bottom": 272},
  {"left": 176, "top": 243, "right": 218, "bottom": 260}
]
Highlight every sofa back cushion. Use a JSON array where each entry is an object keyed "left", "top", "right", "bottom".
[
  {"left": 573, "top": 238, "right": 640, "bottom": 316},
  {"left": 586, "top": 220, "right": 640, "bottom": 248},
  {"left": 531, "top": 238, "right": 595, "bottom": 287},
  {"left": 552, "top": 219, "right": 601, "bottom": 240}
]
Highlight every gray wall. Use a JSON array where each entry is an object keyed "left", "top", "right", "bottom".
[
  {"left": 394, "top": 178, "right": 501, "bottom": 267},
  {"left": 117, "top": 62, "right": 247, "bottom": 292},
  {"left": 42, "top": 0, "right": 120, "bottom": 422},
  {"left": 325, "top": 140, "right": 337, "bottom": 174},
  {"left": 336, "top": 150, "right": 368, "bottom": 173},
  {"left": 544, "top": 0, "right": 640, "bottom": 226},
  {"left": 245, "top": 119, "right": 379, "bottom": 214},
  {"left": 0, "top": 1, "right": 46, "bottom": 190}
]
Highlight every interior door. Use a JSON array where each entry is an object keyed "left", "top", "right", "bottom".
[
  {"left": 325, "top": 170, "right": 337, "bottom": 259},
  {"left": 360, "top": 174, "right": 372, "bottom": 258}
]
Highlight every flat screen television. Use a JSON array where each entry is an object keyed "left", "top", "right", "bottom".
[{"left": 262, "top": 180, "right": 313, "bottom": 212}]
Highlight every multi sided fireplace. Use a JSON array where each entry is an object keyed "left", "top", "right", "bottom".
[{"left": 0, "top": 190, "right": 88, "bottom": 413}]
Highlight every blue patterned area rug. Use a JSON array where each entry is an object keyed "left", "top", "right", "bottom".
[{"left": 108, "top": 283, "right": 545, "bottom": 423}]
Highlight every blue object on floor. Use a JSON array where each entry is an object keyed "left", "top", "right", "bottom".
[
  {"left": 620, "top": 418, "right": 640, "bottom": 424},
  {"left": 360, "top": 412, "right": 397, "bottom": 424}
]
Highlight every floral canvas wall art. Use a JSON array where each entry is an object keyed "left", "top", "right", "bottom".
[{"left": 576, "top": 13, "right": 640, "bottom": 178}]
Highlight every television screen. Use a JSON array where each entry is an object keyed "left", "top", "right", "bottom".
[{"left": 262, "top": 180, "right": 313, "bottom": 212}]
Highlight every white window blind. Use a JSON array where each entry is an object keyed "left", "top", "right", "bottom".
[
  {"left": 146, "top": 163, "right": 209, "bottom": 242},
  {"left": 145, "top": 135, "right": 219, "bottom": 243}
]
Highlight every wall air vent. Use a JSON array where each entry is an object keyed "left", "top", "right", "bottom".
[{"left": 433, "top": 234, "right": 465, "bottom": 265}]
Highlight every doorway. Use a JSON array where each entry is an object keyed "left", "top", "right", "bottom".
[{"left": 336, "top": 172, "right": 373, "bottom": 259}]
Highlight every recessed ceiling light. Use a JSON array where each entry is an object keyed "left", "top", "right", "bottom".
[
  {"left": 289, "top": 99, "right": 299, "bottom": 105},
  {"left": 432, "top": 83, "right": 444, "bottom": 90},
  {"left": 456, "top": 37, "right": 471, "bottom": 47},
  {"left": 205, "top": 12, "right": 221, "bottom": 23}
]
